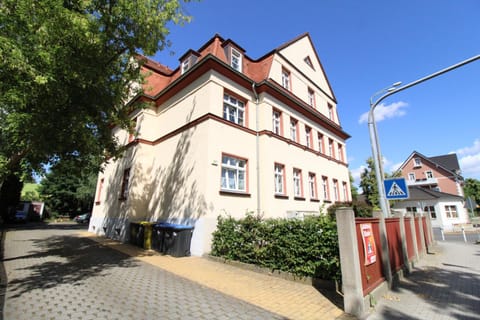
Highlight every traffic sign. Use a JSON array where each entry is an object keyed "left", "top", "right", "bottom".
[{"left": 384, "top": 178, "right": 409, "bottom": 200}]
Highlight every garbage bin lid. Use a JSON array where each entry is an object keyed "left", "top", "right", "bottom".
[{"left": 155, "top": 222, "right": 193, "bottom": 230}]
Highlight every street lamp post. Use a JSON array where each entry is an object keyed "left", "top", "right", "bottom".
[{"left": 369, "top": 54, "right": 480, "bottom": 218}]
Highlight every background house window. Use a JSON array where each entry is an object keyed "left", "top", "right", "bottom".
[
  {"left": 223, "top": 93, "right": 245, "bottom": 125},
  {"left": 272, "top": 110, "right": 282, "bottom": 135},
  {"left": 221, "top": 155, "right": 246, "bottom": 192},
  {"left": 290, "top": 118, "right": 298, "bottom": 142},
  {"left": 120, "top": 168, "right": 130, "bottom": 200},
  {"left": 408, "top": 173, "right": 416, "bottom": 181},
  {"left": 230, "top": 48, "right": 242, "bottom": 72},
  {"left": 424, "top": 206, "right": 436, "bottom": 219},
  {"left": 445, "top": 205, "right": 458, "bottom": 218},
  {"left": 406, "top": 206, "right": 417, "bottom": 214},
  {"left": 308, "top": 173, "right": 317, "bottom": 199},
  {"left": 414, "top": 158, "right": 422, "bottom": 167},
  {"left": 281, "top": 68, "right": 291, "bottom": 90},
  {"left": 426, "top": 171, "right": 434, "bottom": 179},
  {"left": 274, "top": 163, "right": 285, "bottom": 195},
  {"left": 293, "top": 168, "right": 303, "bottom": 197}
]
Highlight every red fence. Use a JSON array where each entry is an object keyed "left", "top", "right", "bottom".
[{"left": 354, "top": 215, "right": 431, "bottom": 295}]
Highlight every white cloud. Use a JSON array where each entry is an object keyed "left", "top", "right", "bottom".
[
  {"left": 350, "top": 165, "right": 365, "bottom": 187},
  {"left": 454, "top": 139, "right": 480, "bottom": 179},
  {"left": 358, "top": 101, "right": 408, "bottom": 124}
]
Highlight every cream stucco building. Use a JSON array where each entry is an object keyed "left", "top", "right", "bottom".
[{"left": 89, "top": 33, "right": 351, "bottom": 255}]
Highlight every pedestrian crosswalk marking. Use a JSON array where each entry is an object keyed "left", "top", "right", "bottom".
[{"left": 387, "top": 182, "right": 407, "bottom": 197}]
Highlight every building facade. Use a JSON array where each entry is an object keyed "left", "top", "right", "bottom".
[{"left": 88, "top": 33, "right": 351, "bottom": 255}]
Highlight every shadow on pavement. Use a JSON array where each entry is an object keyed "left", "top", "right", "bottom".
[{"left": 1, "top": 222, "right": 139, "bottom": 299}]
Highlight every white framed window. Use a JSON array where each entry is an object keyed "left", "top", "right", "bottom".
[
  {"left": 181, "top": 59, "right": 190, "bottom": 74},
  {"left": 281, "top": 68, "right": 291, "bottom": 90},
  {"left": 342, "top": 181, "right": 349, "bottom": 202},
  {"left": 290, "top": 118, "right": 298, "bottom": 142},
  {"left": 445, "top": 205, "right": 458, "bottom": 218},
  {"left": 221, "top": 154, "right": 246, "bottom": 192},
  {"left": 328, "top": 103, "right": 334, "bottom": 121},
  {"left": 328, "top": 139, "right": 334, "bottom": 157},
  {"left": 414, "top": 158, "right": 422, "bottom": 167},
  {"left": 322, "top": 176, "right": 329, "bottom": 200},
  {"left": 230, "top": 48, "right": 242, "bottom": 72},
  {"left": 305, "top": 126, "right": 312, "bottom": 148},
  {"left": 426, "top": 171, "right": 434, "bottom": 179},
  {"left": 333, "top": 179, "right": 339, "bottom": 201},
  {"left": 272, "top": 110, "right": 282, "bottom": 135},
  {"left": 308, "top": 173, "right": 317, "bottom": 199},
  {"left": 293, "top": 168, "right": 303, "bottom": 197},
  {"left": 223, "top": 93, "right": 245, "bottom": 126},
  {"left": 318, "top": 133, "right": 324, "bottom": 154},
  {"left": 408, "top": 173, "right": 416, "bottom": 181},
  {"left": 337, "top": 143, "right": 344, "bottom": 161},
  {"left": 308, "top": 88, "right": 315, "bottom": 107},
  {"left": 274, "top": 163, "right": 285, "bottom": 195}
]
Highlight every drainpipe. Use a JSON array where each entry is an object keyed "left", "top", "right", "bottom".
[{"left": 252, "top": 82, "right": 260, "bottom": 216}]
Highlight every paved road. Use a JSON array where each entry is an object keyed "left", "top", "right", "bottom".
[{"left": 1, "top": 223, "right": 285, "bottom": 320}]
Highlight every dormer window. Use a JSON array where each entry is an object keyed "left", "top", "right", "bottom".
[
  {"left": 179, "top": 51, "right": 200, "bottom": 75},
  {"left": 230, "top": 48, "right": 242, "bottom": 72},
  {"left": 281, "top": 68, "right": 291, "bottom": 90}
]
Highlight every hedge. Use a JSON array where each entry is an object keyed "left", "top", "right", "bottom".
[{"left": 211, "top": 213, "right": 341, "bottom": 281}]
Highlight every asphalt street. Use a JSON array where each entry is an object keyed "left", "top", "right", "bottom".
[{"left": 0, "top": 223, "right": 285, "bottom": 320}]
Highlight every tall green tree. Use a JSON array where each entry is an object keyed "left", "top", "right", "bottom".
[
  {"left": 0, "top": 0, "right": 193, "bottom": 219},
  {"left": 349, "top": 171, "right": 358, "bottom": 201}
]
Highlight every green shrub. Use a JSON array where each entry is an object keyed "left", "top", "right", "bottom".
[{"left": 211, "top": 214, "right": 341, "bottom": 280}]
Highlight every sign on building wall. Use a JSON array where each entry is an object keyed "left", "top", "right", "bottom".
[{"left": 360, "top": 223, "right": 377, "bottom": 265}]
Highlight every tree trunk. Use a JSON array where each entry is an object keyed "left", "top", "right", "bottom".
[{"left": 0, "top": 174, "right": 23, "bottom": 223}]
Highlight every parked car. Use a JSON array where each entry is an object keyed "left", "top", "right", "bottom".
[{"left": 73, "top": 213, "right": 91, "bottom": 224}]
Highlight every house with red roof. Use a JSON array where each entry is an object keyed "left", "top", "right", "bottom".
[
  {"left": 393, "top": 151, "right": 469, "bottom": 230},
  {"left": 89, "top": 33, "right": 351, "bottom": 255}
]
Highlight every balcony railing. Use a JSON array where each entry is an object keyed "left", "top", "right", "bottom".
[{"left": 406, "top": 177, "right": 438, "bottom": 186}]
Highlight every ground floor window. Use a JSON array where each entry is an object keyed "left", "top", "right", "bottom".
[
  {"left": 221, "top": 154, "right": 247, "bottom": 192},
  {"left": 444, "top": 205, "right": 458, "bottom": 218},
  {"left": 424, "top": 206, "right": 436, "bottom": 219}
]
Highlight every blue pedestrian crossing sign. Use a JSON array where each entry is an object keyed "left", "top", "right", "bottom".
[{"left": 384, "top": 178, "right": 409, "bottom": 200}]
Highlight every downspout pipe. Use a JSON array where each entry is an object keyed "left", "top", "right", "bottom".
[{"left": 252, "top": 82, "right": 260, "bottom": 216}]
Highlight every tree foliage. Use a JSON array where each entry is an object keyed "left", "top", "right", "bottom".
[
  {"left": 359, "top": 157, "right": 379, "bottom": 208},
  {"left": 0, "top": 0, "right": 193, "bottom": 219},
  {"left": 464, "top": 178, "right": 480, "bottom": 208},
  {"left": 39, "top": 159, "right": 98, "bottom": 217}
]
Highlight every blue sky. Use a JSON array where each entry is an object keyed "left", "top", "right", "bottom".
[{"left": 151, "top": 0, "right": 480, "bottom": 188}]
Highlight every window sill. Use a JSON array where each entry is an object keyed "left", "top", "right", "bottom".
[
  {"left": 294, "top": 196, "right": 306, "bottom": 201},
  {"left": 219, "top": 190, "right": 251, "bottom": 197},
  {"left": 310, "top": 198, "right": 320, "bottom": 202},
  {"left": 274, "top": 194, "right": 289, "bottom": 199},
  {"left": 324, "top": 200, "right": 332, "bottom": 203}
]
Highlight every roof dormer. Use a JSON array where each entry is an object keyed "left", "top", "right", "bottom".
[
  {"left": 179, "top": 49, "right": 201, "bottom": 74},
  {"left": 222, "top": 40, "right": 246, "bottom": 73}
]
